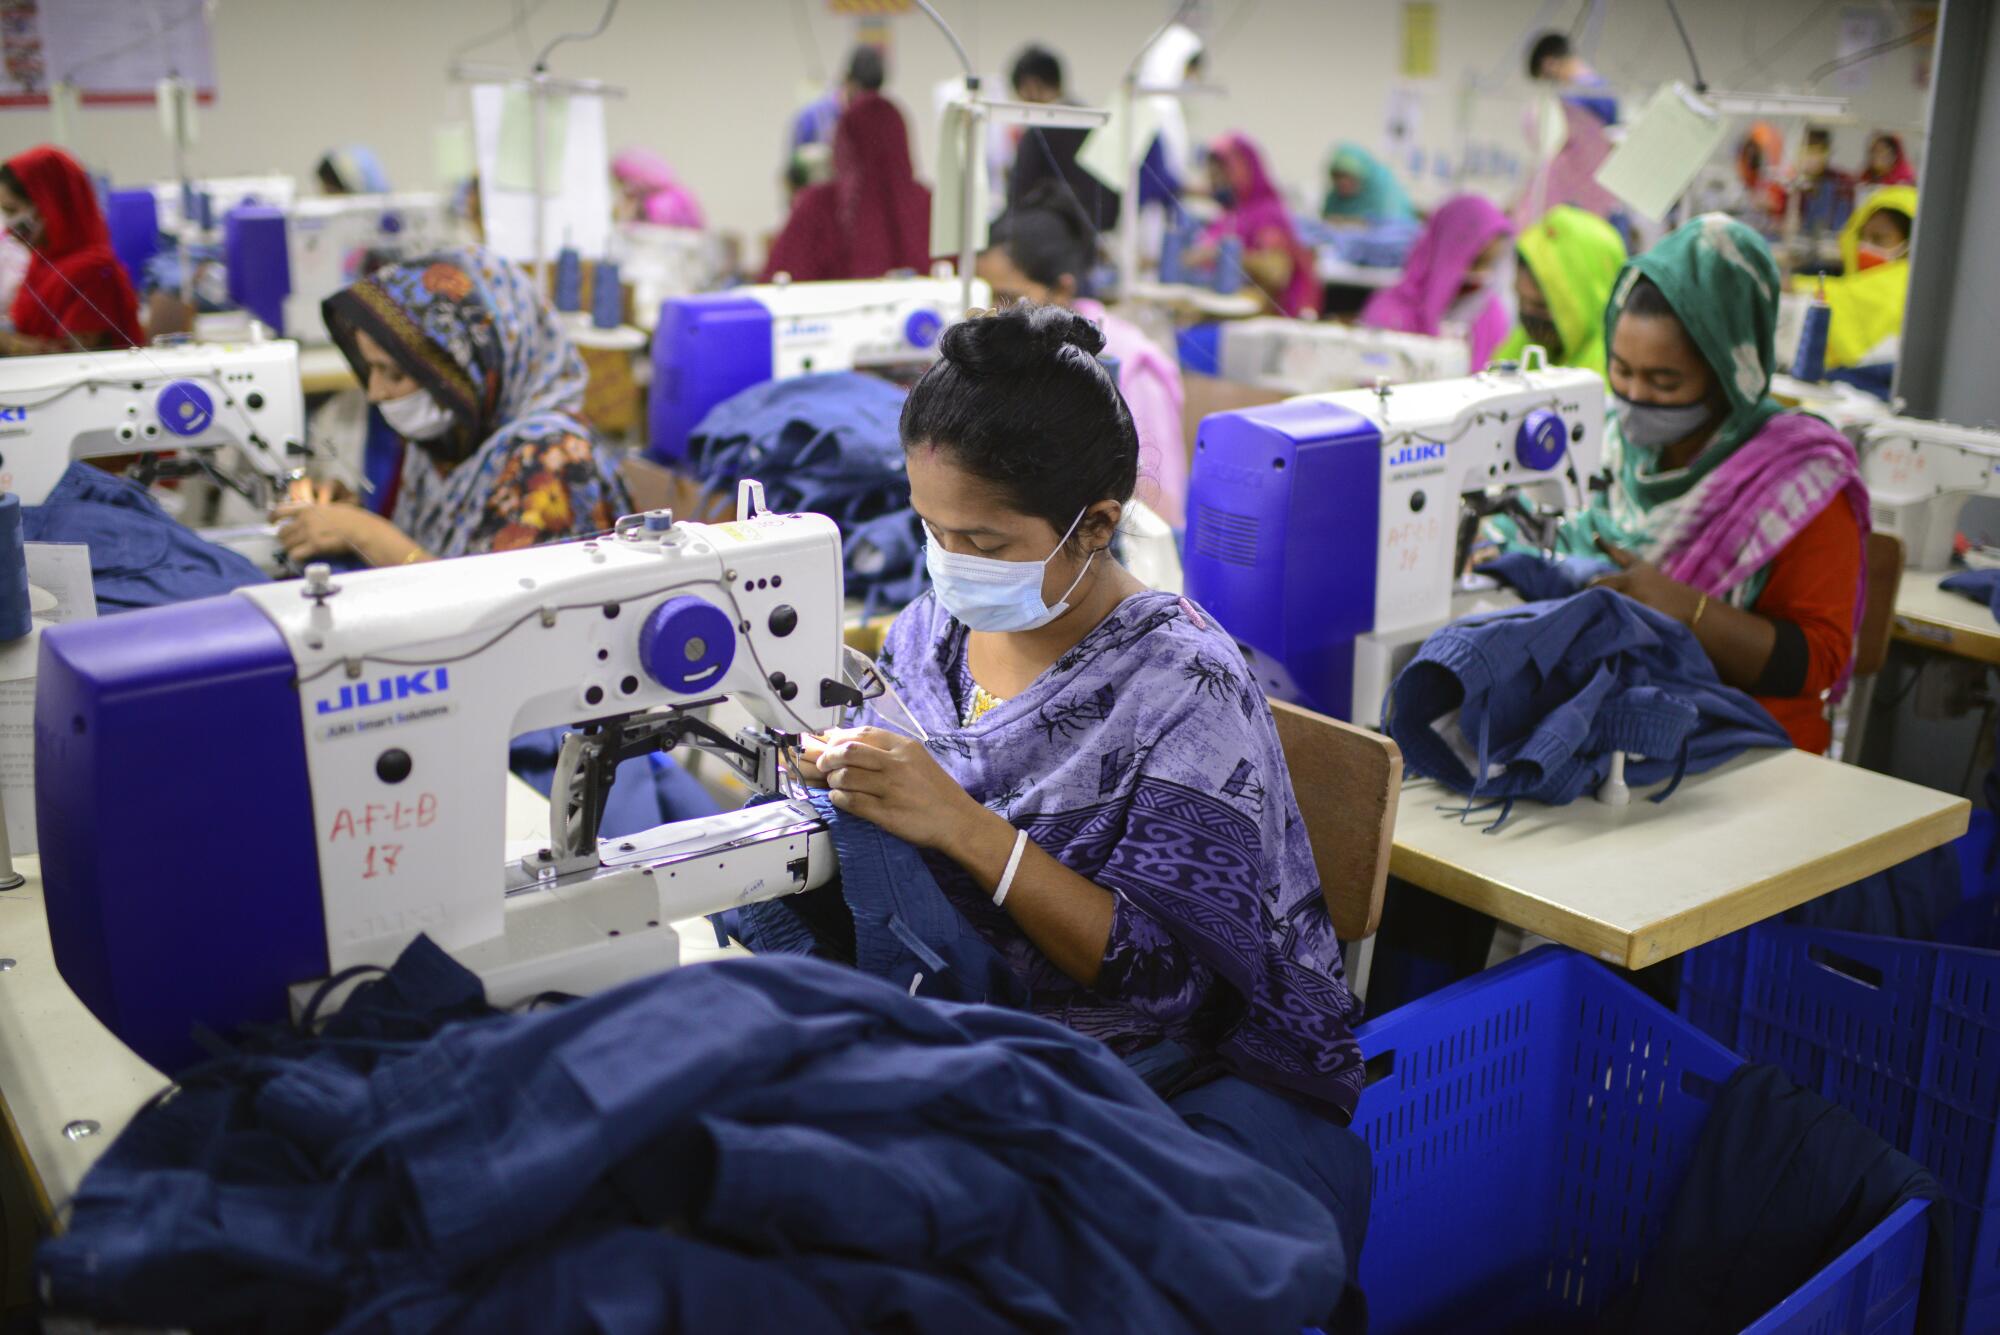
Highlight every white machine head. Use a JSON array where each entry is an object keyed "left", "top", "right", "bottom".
[
  {"left": 39, "top": 481, "right": 859, "bottom": 1071},
  {"left": 1215, "top": 316, "right": 1472, "bottom": 394},
  {"left": 0, "top": 341, "right": 307, "bottom": 506},
  {"left": 226, "top": 193, "right": 454, "bottom": 342},
  {"left": 1859, "top": 417, "right": 2000, "bottom": 571}
]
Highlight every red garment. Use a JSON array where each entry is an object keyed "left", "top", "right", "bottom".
[
  {"left": 1750, "top": 497, "right": 1862, "bottom": 755},
  {"left": 763, "top": 93, "right": 931, "bottom": 282},
  {"left": 5, "top": 145, "right": 141, "bottom": 348}
]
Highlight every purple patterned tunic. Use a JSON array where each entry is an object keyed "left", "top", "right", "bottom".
[{"left": 861, "top": 589, "right": 1365, "bottom": 1115}]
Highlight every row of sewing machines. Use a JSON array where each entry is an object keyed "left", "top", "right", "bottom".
[{"left": 8, "top": 279, "right": 1998, "bottom": 1074}]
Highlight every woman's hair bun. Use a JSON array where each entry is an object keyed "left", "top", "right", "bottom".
[{"left": 939, "top": 301, "right": 1106, "bottom": 376}]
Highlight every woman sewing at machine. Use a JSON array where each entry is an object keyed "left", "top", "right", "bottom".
[
  {"left": 762, "top": 86, "right": 930, "bottom": 283},
  {"left": 0, "top": 145, "right": 143, "bottom": 356},
  {"left": 1184, "top": 133, "right": 1316, "bottom": 318},
  {"left": 1360, "top": 193, "right": 1513, "bottom": 369},
  {"left": 1565, "top": 215, "right": 1869, "bottom": 755},
  {"left": 978, "top": 184, "right": 1188, "bottom": 525},
  {"left": 1492, "top": 205, "right": 1627, "bottom": 376},
  {"left": 275, "top": 245, "right": 629, "bottom": 565},
  {"left": 792, "top": 303, "right": 1369, "bottom": 1312}
]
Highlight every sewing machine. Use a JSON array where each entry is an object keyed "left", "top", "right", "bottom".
[
  {"left": 37, "top": 481, "right": 853, "bottom": 1071},
  {"left": 0, "top": 341, "right": 308, "bottom": 508},
  {"left": 151, "top": 174, "right": 298, "bottom": 233},
  {"left": 1858, "top": 417, "right": 2000, "bottom": 572},
  {"left": 1183, "top": 352, "right": 1604, "bottom": 724},
  {"left": 649, "top": 276, "right": 988, "bottom": 463},
  {"left": 1215, "top": 317, "right": 1472, "bottom": 394},
  {"left": 226, "top": 194, "right": 454, "bottom": 342}
]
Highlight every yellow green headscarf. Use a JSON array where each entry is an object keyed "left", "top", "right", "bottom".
[
  {"left": 1492, "top": 206, "right": 1627, "bottom": 375},
  {"left": 1807, "top": 185, "right": 1916, "bottom": 370}
]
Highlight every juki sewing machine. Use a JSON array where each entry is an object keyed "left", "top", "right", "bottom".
[
  {"left": 1213, "top": 317, "right": 1472, "bottom": 395},
  {"left": 226, "top": 194, "right": 454, "bottom": 342},
  {"left": 649, "top": 275, "right": 988, "bottom": 463},
  {"left": 37, "top": 481, "right": 856, "bottom": 1072},
  {"left": 1858, "top": 417, "right": 2000, "bottom": 571},
  {"left": 1183, "top": 350, "right": 1605, "bottom": 724},
  {"left": 0, "top": 341, "right": 308, "bottom": 508}
]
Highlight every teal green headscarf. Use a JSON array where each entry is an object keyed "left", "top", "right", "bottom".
[{"left": 1322, "top": 142, "right": 1417, "bottom": 224}]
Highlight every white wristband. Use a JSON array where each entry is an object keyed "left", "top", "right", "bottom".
[{"left": 993, "top": 829, "right": 1030, "bottom": 908}]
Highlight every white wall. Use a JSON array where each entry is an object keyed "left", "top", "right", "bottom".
[{"left": 7, "top": 0, "right": 1934, "bottom": 244}]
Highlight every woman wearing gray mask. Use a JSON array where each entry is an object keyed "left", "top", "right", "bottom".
[{"left": 1558, "top": 214, "right": 1869, "bottom": 755}]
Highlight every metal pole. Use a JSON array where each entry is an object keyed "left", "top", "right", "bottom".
[
  {"left": 960, "top": 88, "right": 981, "bottom": 313},
  {"left": 1120, "top": 79, "right": 1139, "bottom": 296},
  {"left": 530, "top": 71, "right": 548, "bottom": 286}
]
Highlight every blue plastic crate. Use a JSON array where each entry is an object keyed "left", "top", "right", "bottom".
[{"left": 1355, "top": 946, "right": 1927, "bottom": 1334}]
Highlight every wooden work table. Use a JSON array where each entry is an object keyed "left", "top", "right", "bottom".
[
  {"left": 1390, "top": 747, "right": 1970, "bottom": 970},
  {"left": 1892, "top": 568, "right": 2000, "bottom": 666}
]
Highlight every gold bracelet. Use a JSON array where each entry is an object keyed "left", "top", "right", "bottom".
[
  {"left": 403, "top": 549, "right": 425, "bottom": 565},
  {"left": 1690, "top": 592, "right": 1710, "bottom": 630}
]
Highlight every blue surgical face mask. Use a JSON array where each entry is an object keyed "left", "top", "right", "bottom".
[
  {"left": 1612, "top": 391, "right": 1716, "bottom": 453},
  {"left": 925, "top": 508, "right": 1098, "bottom": 633}
]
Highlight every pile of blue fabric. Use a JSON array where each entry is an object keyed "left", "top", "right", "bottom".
[
  {"left": 1385, "top": 586, "right": 1792, "bottom": 828},
  {"left": 25, "top": 462, "right": 267, "bottom": 611},
  {"left": 1296, "top": 217, "right": 1422, "bottom": 271},
  {"left": 1941, "top": 566, "right": 2000, "bottom": 621},
  {"left": 685, "top": 371, "right": 924, "bottom": 614},
  {"left": 39, "top": 939, "right": 1348, "bottom": 1333}
]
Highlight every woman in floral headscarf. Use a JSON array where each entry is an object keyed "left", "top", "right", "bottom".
[{"left": 277, "top": 245, "right": 630, "bottom": 565}]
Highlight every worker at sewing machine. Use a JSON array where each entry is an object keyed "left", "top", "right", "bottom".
[
  {"left": 979, "top": 184, "right": 1187, "bottom": 526},
  {"left": 1320, "top": 141, "right": 1416, "bottom": 228},
  {"left": 763, "top": 79, "right": 930, "bottom": 283},
  {"left": 274, "top": 245, "right": 629, "bottom": 565},
  {"left": 1805, "top": 185, "right": 1916, "bottom": 386},
  {"left": 1493, "top": 205, "right": 1626, "bottom": 376},
  {"left": 793, "top": 303, "right": 1369, "bottom": 1282},
  {"left": 315, "top": 144, "right": 391, "bottom": 196},
  {"left": 1527, "top": 215, "right": 1869, "bottom": 755},
  {"left": 1361, "top": 194, "right": 1514, "bottom": 369},
  {"left": 0, "top": 146, "right": 143, "bottom": 356},
  {"left": 1182, "top": 134, "right": 1315, "bottom": 317}
]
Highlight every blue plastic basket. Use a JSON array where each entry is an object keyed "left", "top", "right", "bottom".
[
  {"left": 1680, "top": 923, "right": 2000, "bottom": 1330},
  {"left": 1356, "top": 946, "right": 1928, "bottom": 1334}
]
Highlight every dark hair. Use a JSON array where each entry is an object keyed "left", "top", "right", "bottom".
[
  {"left": 846, "top": 46, "right": 885, "bottom": 92},
  {"left": 901, "top": 303, "right": 1137, "bottom": 543},
  {"left": 1010, "top": 44, "right": 1062, "bottom": 95},
  {"left": 1872, "top": 207, "right": 1913, "bottom": 244},
  {"left": 988, "top": 182, "right": 1096, "bottom": 289},
  {"left": 1805, "top": 126, "right": 1833, "bottom": 149},
  {"left": 0, "top": 164, "right": 22, "bottom": 200},
  {"left": 1528, "top": 31, "right": 1570, "bottom": 79}
]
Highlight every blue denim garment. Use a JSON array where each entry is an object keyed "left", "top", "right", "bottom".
[
  {"left": 40, "top": 941, "right": 1346, "bottom": 1333},
  {"left": 1386, "top": 588, "right": 1791, "bottom": 822},
  {"left": 25, "top": 462, "right": 267, "bottom": 611},
  {"left": 716, "top": 789, "right": 1026, "bottom": 1007},
  {"left": 1941, "top": 568, "right": 2000, "bottom": 621}
]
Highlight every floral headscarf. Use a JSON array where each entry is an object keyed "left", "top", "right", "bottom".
[{"left": 323, "top": 245, "right": 629, "bottom": 557}]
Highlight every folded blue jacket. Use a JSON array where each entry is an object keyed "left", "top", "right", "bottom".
[
  {"left": 679, "top": 371, "right": 926, "bottom": 614},
  {"left": 24, "top": 462, "right": 268, "bottom": 611},
  {"left": 1941, "top": 567, "right": 2000, "bottom": 621},
  {"left": 1385, "top": 588, "right": 1791, "bottom": 824},
  {"left": 1476, "top": 550, "right": 1614, "bottom": 602},
  {"left": 40, "top": 939, "right": 1346, "bottom": 1334}
]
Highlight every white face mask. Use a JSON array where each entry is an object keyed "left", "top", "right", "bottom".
[
  {"left": 925, "top": 508, "right": 1099, "bottom": 633},
  {"left": 376, "top": 387, "right": 456, "bottom": 441}
]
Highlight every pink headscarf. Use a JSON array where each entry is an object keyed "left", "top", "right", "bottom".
[
  {"left": 1199, "top": 133, "right": 1316, "bottom": 318},
  {"left": 611, "top": 148, "right": 705, "bottom": 230},
  {"left": 1362, "top": 194, "right": 1513, "bottom": 369}
]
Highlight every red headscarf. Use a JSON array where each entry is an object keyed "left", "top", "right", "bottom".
[
  {"left": 762, "top": 93, "right": 931, "bottom": 282},
  {"left": 5, "top": 145, "right": 141, "bottom": 349},
  {"left": 1861, "top": 132, "right": 1917, "bottom": 187}
]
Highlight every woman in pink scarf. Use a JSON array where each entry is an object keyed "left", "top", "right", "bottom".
[
  {"left": 1362, "top": 194, "right": 1513, "bottom": 368},
  {"left": 611, "top": 148, "right": 705, "bottom": 230},
  {"left": 1190, "top": 133, "right": 1316, "bottom": 318}
]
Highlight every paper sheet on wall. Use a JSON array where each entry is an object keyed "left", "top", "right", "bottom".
[
  {"left": 1077, "top": 88, "right": 1163, "bottom": 195},
  {"left": 472, "top": 84, "right": 611, "bottom": 263},
  {"left": 931, "top": 100, "right": 989, "bottom": 261},
  {"left": 1835, "top": 7, "right": 1891, "bottom": 94},
  {"left": 4, "top": 0, "right": 217, "bottom": 107},
  {"left": 0, "top": 544, "right": 98, "bottom": 855},
  {"left": 1400, "top": 2, "right": 1438, "bottom": 79},
  {"left": 1594, "top": 81, "right": 1727, "bottom": 222}
]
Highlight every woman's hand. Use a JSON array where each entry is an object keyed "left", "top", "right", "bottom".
[
  {"left": 810, "top": 726, "right": 991, "bottom": 851},
  {"left": 272, "top": 501, "right": 421, "bottom": 568},
  {"left": 1590, "top": 538, "right": 1704, "bottom": 625}
]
